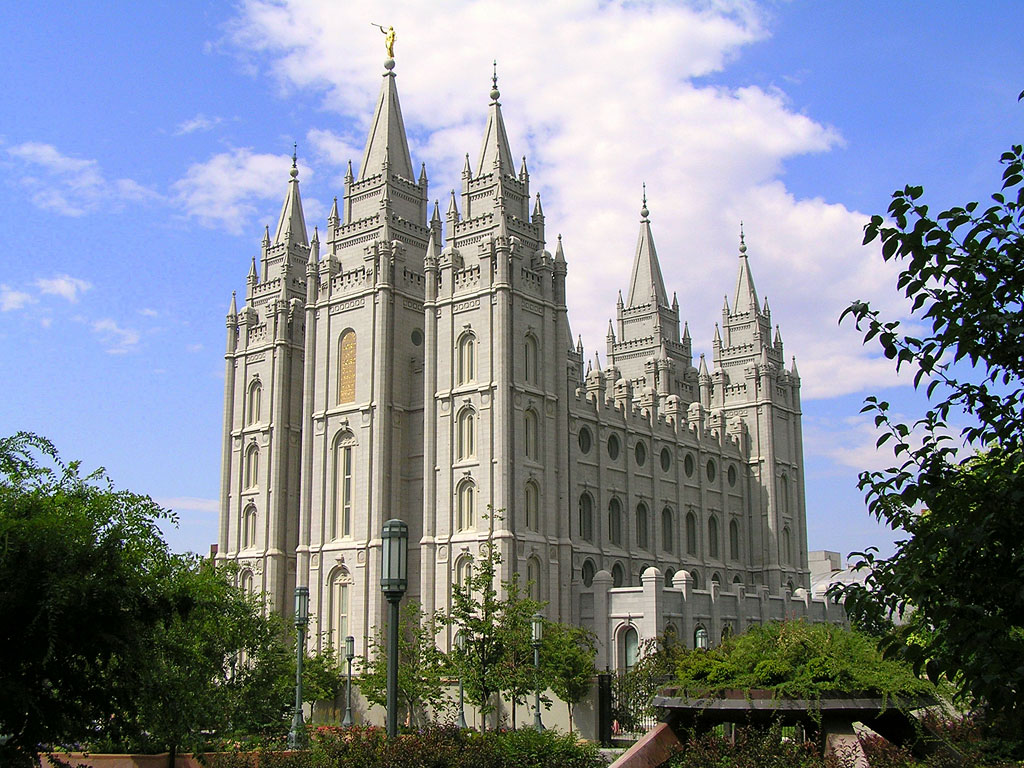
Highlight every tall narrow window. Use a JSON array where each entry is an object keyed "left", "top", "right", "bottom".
[
  {"left": 524, "top": 481, "right": 539, "bottom": 531},
  {"left": 242, "top": 504, "right": 257, "bottom": 549},
  {"left": 729, "top": 519, "right": 740, "bottom": 561},
  {"left": 456, "top": 480, "right": 475, "bottom": 531},
  {"left": 611, "top": 562, "right": 625, "bottom": 587},
  {"left": 779, "top": 474, "right": 790, "bottom": 516},
  {"left": 623, "top": 626, "right": 639, "bottom": 671},
  {"left": 240, "top": 570, "right": 255, "bottom": 597},
  {"left": 524, "top": 334, "right": 539, "bottom": 385},
  {"left": 662, "top": 507, "right": 674, "bottom": 553},
  {"left": 686, "top": 511, "right": 697, "bottom": 555},
  {"left": 636, "top": 503, "right": 649, "bottom": 550},
  {"left": 579, "top": 492, "right": 594, "bottom": 542},
  {"left": 247, "top": 380, "right": 261, "bottom": 425},
  {"left": 782, "top": 526, "right": 792, "bottom": 564},
  {"left": 457, "top": 408, "right": 476, "bottom": 461},
  {"left": 524, "top": 409, "right": 539, "bottom": 459},
  {"left": 581, "top": 559, "right": 596, "bottom": 588},
  {"left": 332, "top": 434, "right": 354, "bottom": 539},
  {"left": 708, "top": 516, "right": 719, "bottom": 559},
  {"left": 338, "top": 329, "right": 357, "bottom": 404},
  {"left": 330, "top": 569, "right": 351, "bottom": 650},
  {"left": 244, "top": 444, "right": 259, "bottom": 488},
  {"left": 609, "top": 497, "right": 622, "bottom": 546},
  {"left": 457, "top": 332, "right": 476, "bottom": 385},
  {"left": 526, "top": 556, "right": 541, "bottom": 600},
  {"left": 455, "top": 556, "right": 473, "bottom": 589}
]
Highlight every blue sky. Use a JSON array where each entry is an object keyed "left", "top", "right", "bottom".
[{"left": 1, "top": 1, "right": 1020, "bottom": 560}]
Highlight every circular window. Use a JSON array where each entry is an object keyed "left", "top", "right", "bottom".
[
  {"left": 706, "top": 459, "right": 717, "bottom": 483},
  {"left": 608, "top": 434, "right": 620, "bottom": 460},
  {"left": 411, "top": 328, "right": 423, "bottom": 346},
  {"left": 660, "top": 447, "right": 671, "bottom": 472},
  {"left": 727, "top": 464, "right": 737, "bottom": 486},
  {"left": 684, "top": 453, "right": 695, "bottom": 477},
  {"left": 634, "top": 441, "right": 647, "bottom": 466},
  {"left": 578, "top": 427, "right": 592, "bottom": 454}
]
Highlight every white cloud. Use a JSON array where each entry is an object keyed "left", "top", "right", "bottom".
[
  {"left": 223, "top": 0, "right": 909, "bottom": 400},
  {"left": 7, "top": 142, "right": 159, "bottom": 215},
  {"left": 92, "top": 318, "right": 141, "bottom": 354},
  {"left": 174, "top": 113, "right": 224, "bottom": 135},
  {"left": 155, "top": 496, "right": 220, "bottom": 514},
  {"left": 35, "top": 274, "right": 91, "bottom": 303},
  {"left": 139, "top": 308, "right": 159, "bottom": 317},
  {"left": 1, "top": 285, "right": 35, "bottom": 311},
  {"left": 172, "top": 148, "right": 302, "bottom": 234}
]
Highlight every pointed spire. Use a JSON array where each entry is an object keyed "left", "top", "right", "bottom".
[
  {"left": 272, "top": 146, "right": 308, "bottom": 246},
  {"left": 533, "top": 193, "right": 544, "bottom": 219},
  {"left": 430, "top": 200, "right": 442, "bottom": 228},
  {"left": 576, "top": 334, "right": 584, "bottom": 354},
  {"left": 554, "top": 233, "right": 565, "bottom": 264},
  {"left": 791, "top": 355, "right": 800, "bottom": 376},
  {"left": 760, "top": 346, "right": 770, "bottom": 368},
  {"left": 419, "top": 162, "right": 428, "bottom": 186},
  {"left": 345, "top": 160, "right": 354, "bottom": 183},
  {"left": 228, "top": 291, "right": 237, "bottom": 315},
  {"left": 617, "top": 290, "right": 624, "bottom": 308},
  {"left": 698, "top": 353, "right": 710, "bottom": 378},
  {"left": 672, "top": 292, "right": 679, "bottom": 312},
  {"left": 462, "top": 153, "right": 472, "bottom": 178},
  {"left": 248, "top": 255, "right": 258, "bottom": 282},
  {"left": 626, "top": 188, "right": 669, "bottom": 307},
  {"left": 519, "top": 155, "right": 529, "bottom": 180},
  {"left": 262, "top": 225, "right": 271, "bottom": 247},
  {"left": 714, "top": 323, "right": 721, "bottom": 343},
  {"left": 682, "top": 321, "right": 690, "bottom": 341},
  {"left": 763, "top": 295, "right": 770, "bottom": 314},
  {"left": 328, "top": 196, "right": 339, "bottom": 228},
  {"left": 593, "top": 350, "right": 602, "bottom": 371},
  {"left": 477, "top": 61, "right": 515, "bottom": 176},
  {"left": 774, "top": 324, "right": 783, "bottom": 345},
  {"left": 607, "top": 319, "right": 615, "bottom": 339},
  {"left": 308, "top": 227, "right": 320, "bottom": 265},
  {"left": 733, "top": 221, "right": 760, "bottom": 314},
  {"left": 447, "top": 188, "right": 460, "bottom": 218},
  {"left": 358, "top": 58, "right": 415, "bottom": 182},
  {"left": 723, "top": 294, "right": 730, "bottom": 313},
  {"left": 425, "top": 226, "right": 441, "bottom": 260}
]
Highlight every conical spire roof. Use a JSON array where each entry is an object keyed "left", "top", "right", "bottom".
[
  {"left": 626, "top": 189, "right": 669, "bottom": 308},
  {"left": 273, "top": 147, "right": 308, "bottom": 246},
  {"left": 476, "top": 64, "right": 515, "bottom": 177},
  {"left": 733, "top": 224, "right": 759, "bottom": 314},
  {"left": 358, "top": 61, "right": 415, "bottom": 182}
]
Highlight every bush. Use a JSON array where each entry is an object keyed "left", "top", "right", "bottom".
[{"left": 663, "top": 723, "right": 824, "bottom": 768}]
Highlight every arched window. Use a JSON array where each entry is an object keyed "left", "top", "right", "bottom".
[
  {"left": 729, "top": 519, "right": 740, "bottom": 561},
  {"left": 708, "top": 516, "right": 719, "bottom": 559},
  {"left": 338, "top": 329, "right": 357, "bottom": 404},
  {"left": 457, "top": 408, "right": 476, "bottom": 461},
  {"left": 247, "top": 380, "right": 261, "bottom": 425},
  {"left": 332, "top": 433, "right": 354, "bottom": 539},
  {"left": 456, "top": 480, "right": 475, "bottom": 531},
  {"left": 457, "top": 332, "right": 476, "bottom": 385},
  {"left": 581, "top": 559, "right": 596, "bottom": 588},
  {"left": 782, "top": 526, "right": 792, "bottom": 564},
  {"left": 686, "top": 511, "right": 697, "bottom": 555},
  {"left": 579, "top": 492, "right": 594, "bottom": 542},
  {"left": 636, "top": 502, "right": 648, "bottom": 550},
  {"left": 779, "top": 474, "right": 790, "bottom": 516},
  {"left": 608, "top": 497, "right": 623, "bottom": 546},
  {"left": 524, "top": 334, "right": 539, "bottom": 385},
  {"left": 689, "top": 569, "right": 702, "bottom": 589},
  {"left": 329, "top": 569, "right": 351, "bottom": 650},
  {"left": 665, "top": 567, "right": 676, "bottom": 582},
  {"left": 240, "top": 569, "right": 255, "bottom": 597},
  {"left": 242, "top": 504, "right": 257, "bottom": 549},
  {"left": 732, "top": 574, "right": 743, "bottom": 586},
  {"left": 694, "top": 625, "right": 709, "bottom": 650},
  {"left": 524, "top": 409, "right": 539, "bottom": 459},
  {"left": 244, "top": 443, "right": 259, "bottom": 489},
  {"left": 524, "top": 481, "right": 540, "bottom": 531},
  {"left": 455, "top": 556, "right": 473, "bottom": 589},
  {"left": 622, "top": 626, "right": 639, "bottom": 671},
  {"left": 787, "top": 578, "right": 795, "bottom": 594},
  {"left": 721, "top": 623, "right": 734, "bottom": 643},
  {"left": 526, "top": 556, "right": 541, "bottom": 601},
  {"left": 611, "top": 562, "right": 625, "bottom": 587},
  {"left": 662, "top": 507, "right": 674, "bottom": 553},
  {"left": 711, "top": 571, "right": 722, "bottom": 584}
]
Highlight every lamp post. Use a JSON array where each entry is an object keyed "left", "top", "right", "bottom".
[
  {"left": 342, "top": 634, "right": 355, "bottom": 727},
  {"left": 288, "top": 585, "right": 310, "bottom": 750},
  {"left": 531, "top": 612, "right": 545, "bottom": 731},
  {"left": 380, "top": 519, "right": 409, "bottom": 738},
  {"left": 454, "top": 632, "right": 468, "bottom": 729}
]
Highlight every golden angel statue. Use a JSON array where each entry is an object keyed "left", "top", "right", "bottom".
[{"left": 372, "top": 24, "right": 396, "bottom": 58}]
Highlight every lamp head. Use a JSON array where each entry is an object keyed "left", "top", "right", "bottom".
[
  {"left": 294, "top": 586, "right": 310, "bottom": 626},
  {"left": 531, "top": 612, "right": 544, "bottom": 645},
  {"left": 380, "top": 518, "right": 409, "bottom": 595},
  {"left": 345, "top": 635, "right": 355, "bottom": 661}
]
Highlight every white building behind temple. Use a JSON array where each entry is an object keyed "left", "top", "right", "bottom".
[{"left": 217, "top": 57, "right": 840, "bottom": 669}]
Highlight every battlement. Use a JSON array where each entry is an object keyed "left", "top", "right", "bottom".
[
  {"left": 330, "top": 266, "right": 372, "bottom": 295},
  {"left": 453, "top": 264, "right": 481, "bottom": 292},
  {"left": 247, "top": 322, "right": 268, "bottom": 345}
]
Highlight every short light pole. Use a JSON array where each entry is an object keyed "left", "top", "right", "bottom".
[
  {"left": 381, "top": 519, "right": 409, "bottom": 738},
  {"left": 454, "top": 632, "right": 468, "bottom": 729},
  {"left": 288, "top": 586, "right": 310, "bottom": 750},
  {"left": 342, "top": 634, "right": 355, "bottom": 727},
  {"left": 531, "top": 612, "right": 545, "bottom": 731}
]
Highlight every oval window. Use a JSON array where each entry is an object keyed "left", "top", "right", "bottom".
[
  {"left": 608, "top": 434, "right": 620, "bottom": 460},
  {"left": 660, "top": 447, "right": 671, "bottom": 472},
  {"left": 634, "top": 441, "right": 647, "bottom": 466},
  {"left": 578, "top": 426, "right": 592, "bottom": 454},
  {"left": 706, "top": 459, "right": 717, "bottom": 483},
  {"left": 684, "top": 453, "right": 695, "bottom": 477},
  {"left": 411, "top": 328, "right": 423, "bottom": 346},
  {"left": 727, "top": 464, "right": 737, "bottom": 486}
]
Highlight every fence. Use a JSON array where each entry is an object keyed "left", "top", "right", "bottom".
[{"left": 597, "top": 672, "right": 672, "bottom": 746}]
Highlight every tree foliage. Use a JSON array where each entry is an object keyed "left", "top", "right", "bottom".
[
  {"left": 832, "top": 125, "right": 1024, "bottom": 727},
  {"left": 539, "top": 622, "right": 597, "bottom": 732}
]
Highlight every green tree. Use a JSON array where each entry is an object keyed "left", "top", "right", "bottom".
[
  {"left": 302, "top": 642, "right": 347, "bottom": 709},
  {"left": 540, "top": 622, "right": 597, "bottom": 732},
  {"left": 833, "top": 114, "right": 1024, "bottom": 731},
  {"left": 360, "top": 600, "right": 451, "bottom": 727}
]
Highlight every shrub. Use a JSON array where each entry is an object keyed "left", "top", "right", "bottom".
[{"left": 663, "top": 723, "right": 824, "bottom": 768}]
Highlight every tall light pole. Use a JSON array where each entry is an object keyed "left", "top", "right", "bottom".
[
  {"left": 288, "top": 586, "right": 310, "bottom": 750},
  {"left": 531, "top": 612, "right": 545, "bottom": 731},
  {"left": 381, "top": 519, "right": 408, "bottom": 738},
  {"left": 454, "top": 632, "right": 468, "bottom": 729},
  {"left": 342, "top": 634, "right": 355, "bottom": 727}
]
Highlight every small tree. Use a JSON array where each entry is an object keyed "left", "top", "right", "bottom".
[
  {"left": 302, "top": 642, "right": 347, "bottom": 710},
  {"left": 360, "top": 600, "right": 451, "bottom": 727},
  {"left": 541, "top": 622, "right": 597, "bottom": 732}
]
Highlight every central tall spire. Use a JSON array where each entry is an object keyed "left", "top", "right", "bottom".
[
  {"left": 476, "top": 62, "right": 515, "bottom": 177},
  {"left": 626, "top": 188, "right": 669, "bottom": 307},
  {"left": 272, "top": 144, "right": 308, "bottom": 247},
  {"left": 733, "top": 224, "right": 760, "bottom": 314},
  {"left": 359, "top": 59, "right": 415, "bottom": 182}
]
